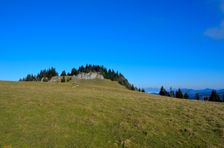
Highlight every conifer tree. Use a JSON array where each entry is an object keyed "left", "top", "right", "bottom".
[
  {"left": 169, "top": 88, "right": 175, "bottom": 97},
  {"left": 159, "top": 86, "right": 167, "bottom": 96},
  {"left": 195, "top": 93, "right": 200, "bottom": 100},
  {"left": 71, "top": 68, "right": 78, "bottom": 76},
  {"left": 60, "top": 71, "right": 66, "bottom": 77},
  {"left": 176, "top": 89, "right": 183, "bottom": 98},
  {"left": 209, "top": 90, "right": 221, "bottom": 102}
]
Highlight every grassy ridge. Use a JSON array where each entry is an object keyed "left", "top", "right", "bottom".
[{"left": 0, "top": 80, "right": 224, "bottom": 147}]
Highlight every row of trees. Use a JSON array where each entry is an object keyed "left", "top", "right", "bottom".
[
  {"left": 159, "top": 86, "right": 223, "bottom": 102},
  {"left": 20, "top": 65, "right": 145, "bottom": 92},
  {"left": 19, "top": 67, "right": 58, "bottom": 81},
  {"left": 159, "top": 86, "right": 188, "bottom": 99}
]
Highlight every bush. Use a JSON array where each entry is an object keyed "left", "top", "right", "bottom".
[
  {"left": 42, "top": 77, "right": 48, "bottom": 82},
  {"left": 61, "top": 76, "right": 66, "bottom": 83},
  {"left": 67, "top": 77, "right": 72, "bottom": 82}
]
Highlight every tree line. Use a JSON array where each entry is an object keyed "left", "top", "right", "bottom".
[
  {"left": 20, "top": 65, "right": 145, "bottom": 92},
  {"left": 19, "top": 67, "right": 58, "bottom": 82},
  {"left": 159, "top": 86, "right": 223, "bottom": 102}
]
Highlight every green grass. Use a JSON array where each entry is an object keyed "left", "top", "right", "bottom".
[{"left": 0, "top": 80, "right": 224, "bottom": 147}]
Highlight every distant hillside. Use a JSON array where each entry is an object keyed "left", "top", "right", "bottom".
[
  {"left": 181, "top": 88, "right": 224, "bottom": 99},
  {"left": 145, "top": 87, "right": 224, "bottom": 99}
]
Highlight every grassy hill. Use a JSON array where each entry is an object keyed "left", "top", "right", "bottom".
[{"left": 0, "top": 80, "right": 224, "bottom": 147}]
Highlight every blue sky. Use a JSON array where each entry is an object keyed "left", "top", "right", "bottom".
[{"left": 0, "top": 0, "right": 224, "bottom": 89}]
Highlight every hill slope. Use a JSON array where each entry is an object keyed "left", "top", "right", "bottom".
[{"left": 0, "top": 80, "right": 224, "bottom": 147}]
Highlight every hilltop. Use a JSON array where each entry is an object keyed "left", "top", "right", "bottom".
[
  {"left": 20, "top": 65, "right": 145, "bottom": 92},
  {"left": 0, "top": 80, "right": 224, "bottom": 147}
]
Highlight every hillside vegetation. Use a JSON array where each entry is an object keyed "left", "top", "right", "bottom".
[
  {"left": 0, "top": 80, "right": 224, "bottom": 147},
  {"left": 20, "top": 65, "right": 144, "bottom": 92}
]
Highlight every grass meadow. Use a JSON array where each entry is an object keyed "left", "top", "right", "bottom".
[{"left": 0, "top": 80, "right": 224, "bottom": 147}]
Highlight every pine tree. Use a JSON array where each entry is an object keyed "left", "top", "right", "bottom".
[
  {"left": 21, "top": 74, "right": 36, "bottom": 81},
  {"left": 195, "top": 93, "right": 200, "bottom": 100},
  {"left": 60, "top": 71, "right": 66, "bottom": 77},
  {"left": 209, "top": 90, "right": 221, "bottom": 102},
  {"left": 71, "top": 68, "right": 78, "bottom": 76},
  {"left": 176, "top": 89, "right": 183, "bottom": 98},
  {"left": 159, "top": 86, "right": 167, "bottom": 96},
  {"left": 36, "top": 67, "right": 58, "bottom": 81},
  {"left": 131, "top": 84, "right": 135, "bottom": 90},
  {"left": 169, "top": 88, "right": 175, "bottom": 97}
]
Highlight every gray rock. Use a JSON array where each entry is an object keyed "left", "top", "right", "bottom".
[{"left": 76, "top": 72, "right": 104, "bottom": 80}]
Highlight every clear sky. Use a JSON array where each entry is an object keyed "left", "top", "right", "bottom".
[{"left": 0, "top": 0, "right": 224, "bottom": 89}]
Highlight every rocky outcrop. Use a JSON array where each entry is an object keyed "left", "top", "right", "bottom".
[
  {"left": 50, "top": 76, "right": 60, "bottom": 82},
  {"left": 50, "top": 72, "right": 104, "bottom": 82},
  {"left": 74, "top": 72, "right": 104, "bottom": 80}
]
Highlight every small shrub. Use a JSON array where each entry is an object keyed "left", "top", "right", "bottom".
[
  {"left": 61, "top": 76, "right": 66, "bottom": 83},
  {"left": 67, "top": 77, "right": 72, "bottom": 82}
]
